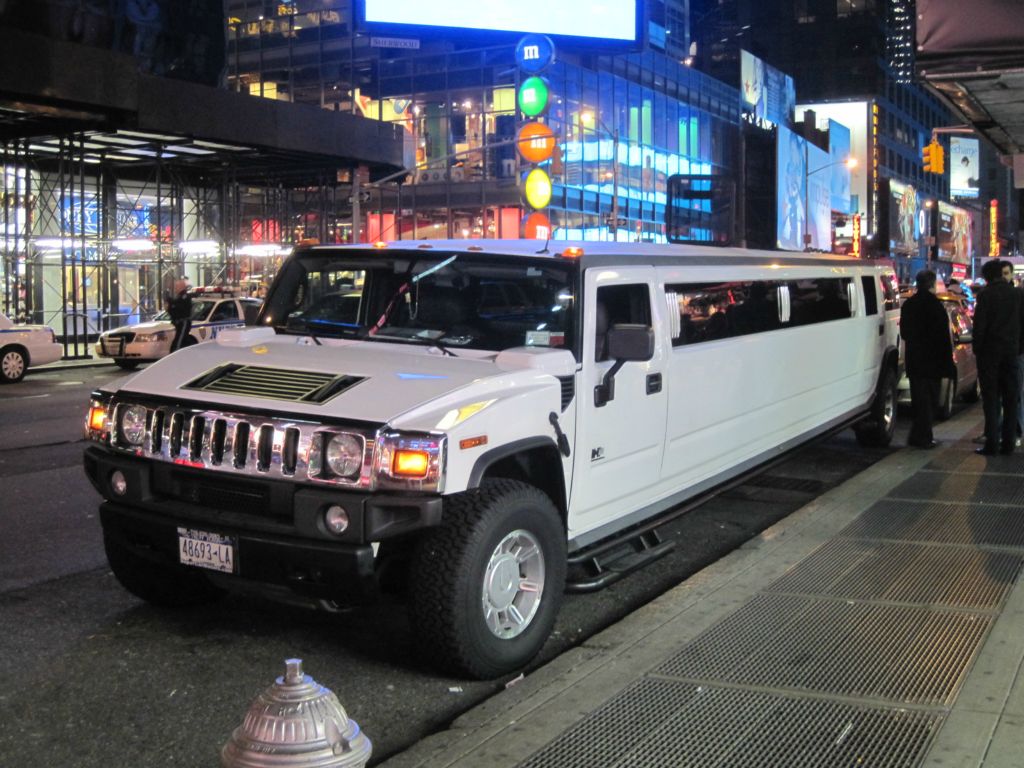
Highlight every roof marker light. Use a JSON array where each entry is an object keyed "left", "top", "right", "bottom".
[
  {"left": 562, "top": 247, "right": 584, "bottom": 259},
  {"left": 372, "top": 241, "right": 388, "bottom": 249}
]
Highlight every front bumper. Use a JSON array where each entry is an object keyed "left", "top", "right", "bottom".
[
  {"left": 96, "top": 337, "right": 168, "bottom": 360},
  {"left": 85, "top": 445, "right": 443, "bottom": 601}
]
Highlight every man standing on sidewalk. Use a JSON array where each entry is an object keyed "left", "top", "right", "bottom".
[
  {"left": 973, "top": 259, "right": 1022, "bottom": 455},
  {"left": 901, "top": 269, "right": 955, "bottom": 449}
]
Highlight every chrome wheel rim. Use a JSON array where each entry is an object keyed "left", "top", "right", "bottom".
[
  {"left": 882, "top": 383, "right": 896, "bottom": 430},
  {"left": 1, "top": 350, "right": 24, "bottom": 381},
  {"left": 481, "top": 528, "right": 545, "bottom": 639}
]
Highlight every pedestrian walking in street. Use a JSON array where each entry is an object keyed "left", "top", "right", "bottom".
[
  {"left": 166, "top": 278, "right": 193, "bottom": 352},
  {"left": 972, "top": 259, "right": 1022, "bottom": 455},
  {"left": 900, "top": 269, "right": 955, "bottom": 449}
]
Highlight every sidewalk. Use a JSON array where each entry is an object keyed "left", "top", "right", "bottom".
[{"left": 381, "top": 406, "right": 1024, "bottom": 768}]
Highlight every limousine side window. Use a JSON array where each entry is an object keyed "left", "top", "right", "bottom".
[
  {"left": 667, "top": 276, "right": 853, "bottom": 347},
  {"left": 787, "top": 278, "right": 852, "bottom": 326},
  {"left": 861, "top": 276, "right": 879, "bottom": 316},
  {"left": 595, "top": 284, "right": 651, "bottom": 362},
  {"left": 667, "top": 280, "right": 781, "bottom": 346},
  {"left": 880, "top": 272, "right": 900, "bottom": 311}
]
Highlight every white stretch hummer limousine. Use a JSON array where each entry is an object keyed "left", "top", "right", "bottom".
[{"left": 84, "top": 240, "right": 900, "bottom": 678}]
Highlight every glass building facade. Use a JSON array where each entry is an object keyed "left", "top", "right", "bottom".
[{"left": 225, "top": 1, "right": 741, "bottom": 244}]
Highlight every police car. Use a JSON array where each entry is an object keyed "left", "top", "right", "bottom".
[
  {"left": 96, "top": 288, "right": 262, "bottom": 370},
  {"left": 0, "top": 312, "right": 62, "bottom": 383}
]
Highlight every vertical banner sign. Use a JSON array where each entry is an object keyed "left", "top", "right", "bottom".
[
  {"left": 515, "top": 35, "right": 556, "bottom": 239},
  {"left": 852, "top": 214, "right": 861, "bottom": 258},
  {"left": 990, "top": 199, "right": 999, "bottom": 257}
]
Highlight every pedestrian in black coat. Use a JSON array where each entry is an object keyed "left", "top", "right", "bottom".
[
  {"left": 900, "top": 269, "right": 955, "bottom": 449},
  {"left": 973, "top": 259, "right": 1022, "bottom": 455},
  {"left": 166, "top": 278, "right": 193, "bottom": 352}
]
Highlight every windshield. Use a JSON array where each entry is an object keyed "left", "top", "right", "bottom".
[{"left": 259, "top": 249, "right": 577, "bottom": 354}]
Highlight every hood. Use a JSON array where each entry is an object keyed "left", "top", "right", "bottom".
[
  {"left": 117, "top": 328, "right": 576, "bottom": 428},
  {"left": 102, "top": 320, "right": 173, "bottom": 336}
]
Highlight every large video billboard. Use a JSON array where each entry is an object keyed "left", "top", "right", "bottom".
[
  {"left": 950, "top": 136, "right": 981, "bottom": 199},
  {"left": 361, "top": 0, "right": 640, "bottom": 43},
  {"left": 777, "top": 126, "right": 831, "bottom": 251}
]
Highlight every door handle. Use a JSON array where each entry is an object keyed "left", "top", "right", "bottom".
[{"left": 646, "top": 373, "right": 662, "bottom": 394}]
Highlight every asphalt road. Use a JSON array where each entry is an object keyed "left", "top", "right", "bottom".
[{"left": 0, "top": 362, "right": 916, "bottom": 767}]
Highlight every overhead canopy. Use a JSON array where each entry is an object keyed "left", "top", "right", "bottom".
[
  {"left": 916, "top": 0, "right": 1024, "bottom": 159},
  {"left": 0, "top": 27, "right": 406, "bottom": 185}
]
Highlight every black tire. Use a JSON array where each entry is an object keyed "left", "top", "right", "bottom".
[
  {"left": 0, "top": 345, "right": 27, "bottom": 383},
  {"left": 114, "top": 359, "right": 140, "bottom": 371},
  {"left": 409, "top": 479, "right": 566, "bottom": 679},
  {"left": 854, "top": 366, "right": 898, "bottom": 447},
  {"left": 182, "top": 334, "right": 199, "bottom": 347},
  {"left": 104, "top": 532, "right": 225, "bottom": 607},
  {"left": 936, "top": 377, "right": 956, "bottom": 421}
]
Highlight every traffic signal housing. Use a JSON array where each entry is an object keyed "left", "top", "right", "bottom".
[{"left": 923, "top": 140, "right": 945, "bottom": 174}]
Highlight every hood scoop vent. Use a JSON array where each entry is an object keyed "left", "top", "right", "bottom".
[{"left": 184, "top": 364, "right": 365, "bottom": 404}]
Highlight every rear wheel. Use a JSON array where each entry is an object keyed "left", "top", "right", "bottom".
[
  {"left": 0, "top": 346, "right": 27, "bottom": 383},
  {"left": 962, "top": 378, "right": 979, "bottom": 403},
  {"left": 855, "top": 366, "right": 898, "bottom": 446},
  {"left": 104, "top": 532, "right": 225, "bottom": 607},
  {"left": 409, "top": 479, "right": 566, "bottom": 679},
  {"left": 114, "top": 359, "right": 140, "bottom": 371},
  {"left": 937, "top": 377, "right": 956, "bottom": 421}
]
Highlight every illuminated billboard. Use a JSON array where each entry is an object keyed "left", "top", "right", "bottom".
[
  {"left": 777, "top": 126, "right": 831, "bottom": 251},
  {"left": 797, "top": 102, "right": 870, "bottom": 233},
  {"left": 360, "top": 0, "right": 641, "bottom": 44},
  {"left": 829, "top": 120, "right": 853, "bottom": 215},
  {"left": 887, "top": 180, "right": 920, "bottom": 255},
  {"left": 741, "top": 51, "right": 796, "bottom": 127},
  {"left": 937, "top": 201, "right": 972, "bottom": 263},
  {"left": 950, "top": 136, "right": 980, "bottom": 199}
]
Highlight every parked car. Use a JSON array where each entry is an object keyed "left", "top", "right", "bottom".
[
  {"left": 897, "top": 292, "right": 978, "bottom": 419},
  {"left": 0, "top": 312, "right": 62, "bottom": 383},
  {"left": 96, "top": 290, "right": 262, "bottom": 370}
]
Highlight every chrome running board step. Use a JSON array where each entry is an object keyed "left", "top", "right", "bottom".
[{"left": 565, "top": 530, "right": 675, "bottom": 593}]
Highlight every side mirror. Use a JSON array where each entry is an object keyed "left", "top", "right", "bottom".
[{"left": 594, "top": 324, "right": 655, "bottom": 407}]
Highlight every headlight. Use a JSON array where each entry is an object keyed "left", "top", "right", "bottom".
[
  {"left": 135, "top": 331, "right": 168, "bottom": 342},
  {"left": 325, "top": 433, "right": 363, "bottom": 479},
  {"left": 119, "top": 404, "right": 148, "bottom": 446}
]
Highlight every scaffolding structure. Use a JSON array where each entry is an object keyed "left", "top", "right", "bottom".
[{"left": 1, "top": 134, "right": 356, "bottom": 359}]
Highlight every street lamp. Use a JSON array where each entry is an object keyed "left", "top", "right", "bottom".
[{"left": 804, "top": 153, "right": 857, "bottom": 251}]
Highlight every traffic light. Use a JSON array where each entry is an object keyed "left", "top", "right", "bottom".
[{"left": 922, "top": 140, "right": 945, "bottom": 174}]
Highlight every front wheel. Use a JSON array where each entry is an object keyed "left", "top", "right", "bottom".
[
  {"left": 854, "top": 366, "right": 898, "bottom": 447},
  {"left": 0, "top": 346, "right": 27, "bottom": 383},
  {"left": 114, "top": 359, "right": 140, "bottom": 371},
  {"left": 409, "top": 479, "right": 566, "bottom": 679}
]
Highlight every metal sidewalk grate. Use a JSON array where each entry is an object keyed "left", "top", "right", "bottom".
[
  {"left": 517, "top": 679, "right": 943, "bottom": 768},
  {"left": 767, "top": 538, "right": 1023, "bottom": 609},
  {"left": 654, "top": 593, "right": 990, "bottom": 706},
  {"left": 842, "top": 499, "right": 1024, "bottom": 549},
  {"left": 887, "top": 472, "right": 1024, "bottom": 506}
]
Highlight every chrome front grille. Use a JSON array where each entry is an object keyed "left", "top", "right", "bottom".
[{"left": 111, "top": 402, "right": 376, "bottom": 486}]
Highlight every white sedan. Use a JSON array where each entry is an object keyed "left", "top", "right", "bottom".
[
  {"left": 0, "top": 312, "right": 62, "bottom": 383},
  {"left": 96, "top": 296, "right": 263, "bottom": 370}
]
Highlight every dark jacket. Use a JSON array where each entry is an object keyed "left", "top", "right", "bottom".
[
  {"left": 167, "top": 290, "right": 192, "bottom": 323},
  {"left": 900, "top": 289, "right": 955, "bottom": 379},
  {"left": 972, "top": 280, "right": 1021, "bottom": 361}
]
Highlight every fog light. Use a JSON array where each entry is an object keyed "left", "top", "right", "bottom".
[
  {"left": 110, "top": 470, "right": 127, "bottom": 496},
  {"left": 324, "top": 505, "right": 349, "bottom": 535}
]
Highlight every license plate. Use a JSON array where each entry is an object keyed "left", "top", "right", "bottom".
[{"left": 177, "top": 527, "right": 235, "bottom": 573}]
